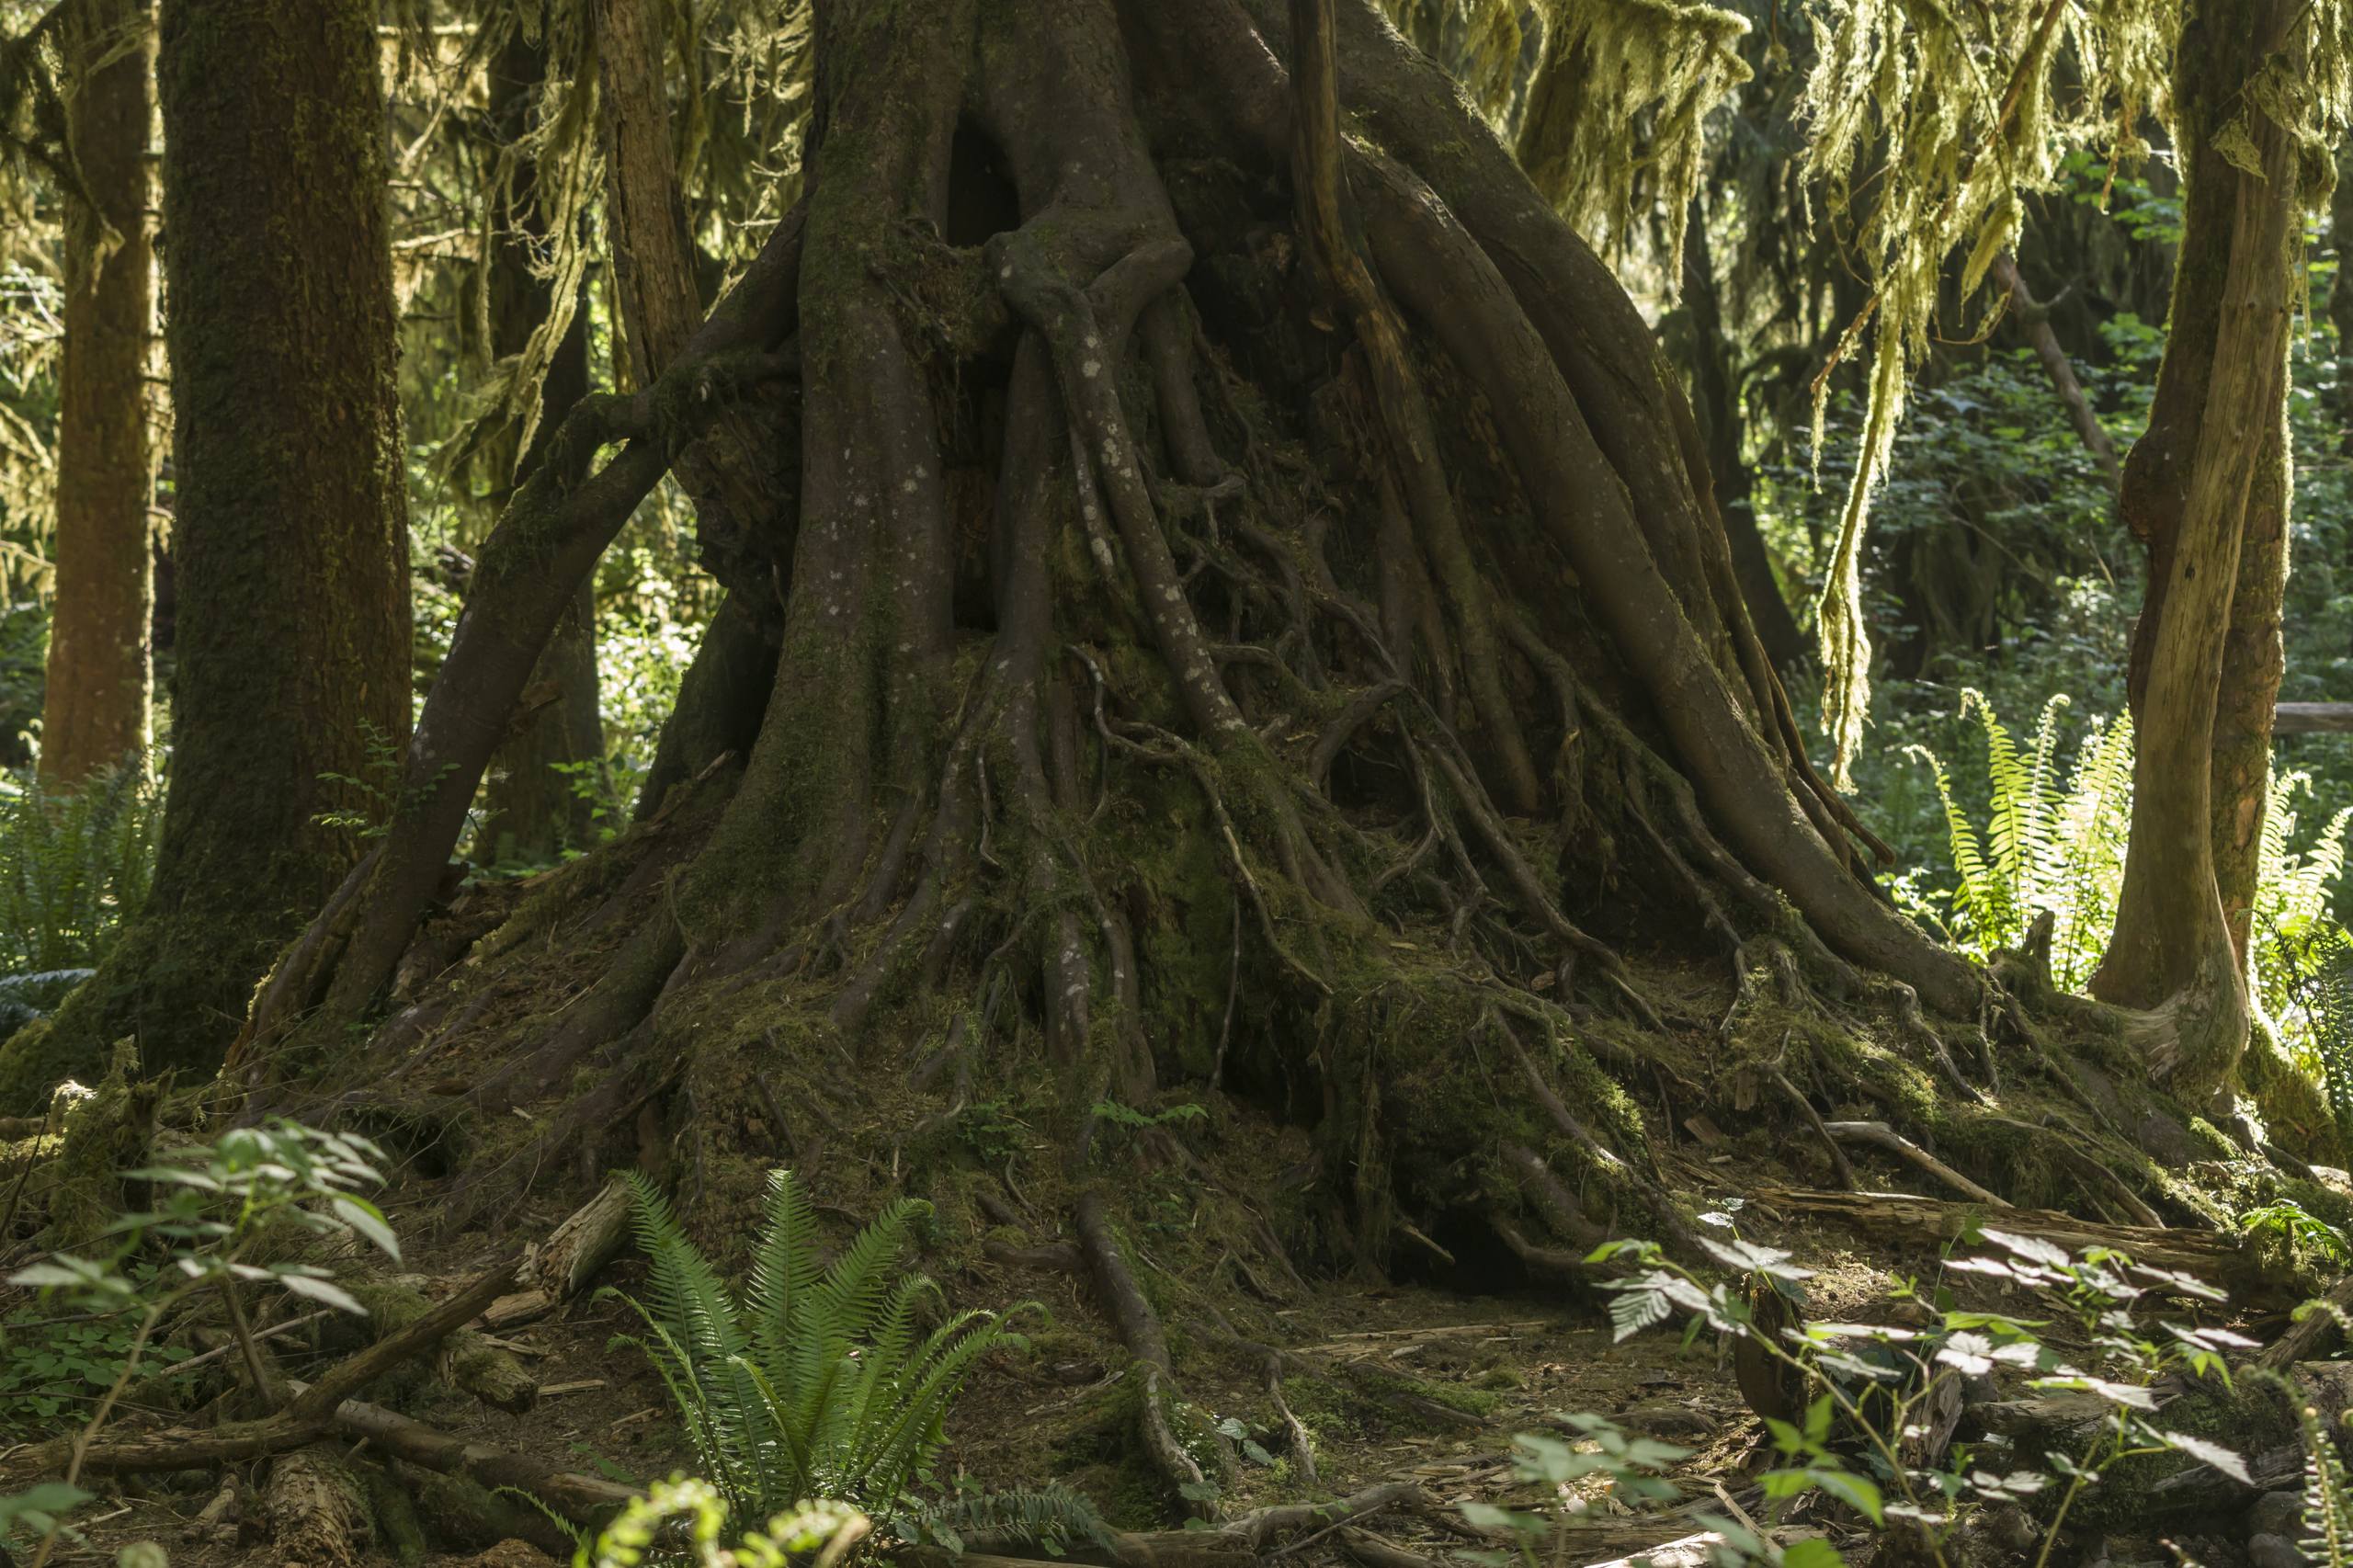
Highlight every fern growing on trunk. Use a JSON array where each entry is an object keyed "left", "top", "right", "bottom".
[{"left": 608, "top": 1169, "right": 1100, "bottom": 1549}]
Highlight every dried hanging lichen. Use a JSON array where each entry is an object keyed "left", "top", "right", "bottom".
[
  {"left": 1796, "top": 0, "right": 2189, "bottom": 785},
  {"left": 1383, "top": 0, "right": 1752, "bottom": 282}
]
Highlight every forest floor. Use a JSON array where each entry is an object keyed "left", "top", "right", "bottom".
[{"left": 36, "top": 1111, "right": 2328, "bottom": 1568}]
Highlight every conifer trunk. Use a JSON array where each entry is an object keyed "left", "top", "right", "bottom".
[
  {"left": 39, "top": 0, "right": 153, "bottom": 789},
  {"left": 0, "top": 0, "right": 410, "bottom": 1096}
]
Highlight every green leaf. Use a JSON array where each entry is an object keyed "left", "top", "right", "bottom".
[
  {"left": 276, "top": 1273, "right": 368, "bottom": 1315},
  {"left": 2155, "top": 1430, "right": 2251, "bottom": 1483},
  {"left": 1808, "top": 1468, "right": 1883, "bottom": 1525},
  {"left": 330, "top": 1196, "right": 401, "bottom": 1262},
  {"left": 1779, "top": 1540, "right": 1846, "bottom": 1568}
]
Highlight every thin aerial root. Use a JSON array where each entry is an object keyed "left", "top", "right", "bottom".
[{"left": 1499, "top": 1141, "right": 1607, "bottom": 1250}]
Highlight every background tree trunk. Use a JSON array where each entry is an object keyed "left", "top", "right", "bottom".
[
  {"left": 477, "top": 30, "right": 603, "bottom": 866},
  {"left": 1680, "top": 199, "right": 1805, "bottom": 670},
  {"left": 39, "top": 0, "right": 153, "bottom": 789},
  {"left": 2091, "top": 0, "right": 2301, "bottom": 1096},
  {"left": 0, "top": 0, "right": 410, "bottom": 1096}
]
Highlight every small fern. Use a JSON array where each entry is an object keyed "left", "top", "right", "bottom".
[
  {"left": 1902, "top": 691, "right": 2130, "bottom": 990},
  {"left": 605, "top": 1170, "right": 1098, "bottom": 1549},
  {"left": 0, "top": 760, "right": 157, "bottom": 983},
  {"left": 2289, "top": 926, "right": 2353, "bottom": 1155}
]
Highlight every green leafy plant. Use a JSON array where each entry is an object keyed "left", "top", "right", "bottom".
[
  {"left": 313, "top": 718, "right": 456, "bottom": 841},
  {"left": 6, "top": 1119, "right": 398, "bottom": 1563},
  {"left": 574, "top": 1478, "right": 869, "bottom": 1568},
  {"left": 0, "top": 1293, "right": 196, "bottom": 1434},
  {"left": 2240, "top": 1199, "right": 2353, "bottom": 1268},
  {"left": 0, "top": 758, "right": 157, "bottom": 983},
  {"left": 1495, "top": 1227, "right": 2260, "bottom": 1567},
  {"left": 1904, "top": 695, "right": 2352, "bottom": 1079},
  {"left": 2299, "top": 1400, "right": 2353, "bottom": 1566},
  {"left": 607, "top": 1168, "right": 1101, "bottom": 1549}
]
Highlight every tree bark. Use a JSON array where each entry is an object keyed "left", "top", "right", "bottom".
[
  {"left": 1681, "top": 199, "right": 1806, "bottom": 669},
  {"left": 477, "top": 29, "right": 603, "bottom": 866},
  {"left": 2090, "top": 0, "right": 2302, "bottom": 1097},
  {"left": 597, "top": 0, "right": 700, "bottom": 385},
  {"left": 39, "top": 0, "right": 153, "bottom": 789},
  {"left": 0, "top": 0, "right": 410, "bottom": 1099}
]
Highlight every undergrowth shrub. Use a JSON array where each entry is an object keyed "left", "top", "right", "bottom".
[
  {"left": 608, "top": 1168, "right": 1103, "bottom": 1551},
  {"left": 1482, "top": 1220, "right": 2262, "bottom": 1568}
]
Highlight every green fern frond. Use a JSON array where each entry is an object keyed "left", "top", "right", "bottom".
[
  {"left": 2302, "top": 1401, "right": 2353, "bottom": 1565},
  {"left": 609, "top": 1169, "right": 1039, "bottom": 1533}
]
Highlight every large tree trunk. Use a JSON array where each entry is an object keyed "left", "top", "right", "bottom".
[
  {"left": 244, "top": 0, "right": 2002, "bottom": 1165},
  {"left": 0, "top": 0, "right": 409, "bottom": 1099},
  {"left": 2090, "top": 0, "right": 2301, "bottom": 1099},
  {"left": 38, "top": 0, "right": 153, "bottom": 789},
  {"left": 218, "top": 9, "right": 2280, "bottom": 1504},
  {"left": 476, "top": 30, "right": 603, "bottom": 867}
]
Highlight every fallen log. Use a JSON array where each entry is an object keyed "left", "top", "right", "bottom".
[
  {"left": 2275, "top": 703, "right": 2353, "bottom": 734},
  {"left": 1750, "top": 1187, "right": 2289, "bottom": 1300},
  {"left": 267, "top": 1445, "right": 374, "bottom": 1568},
  {"left": 286, "top": 1381, "right": 636, "bottom": 1525}
]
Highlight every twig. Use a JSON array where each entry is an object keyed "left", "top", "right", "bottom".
[
  {"left": 171, "top": 1309, "right": 330, "bottom": 1377},
  {"left": 1821, "top": 1121, "right": 2008, "bottom": 1207},
  {"left": 1769, "top": 1066, "right": 1856, "bottom": 1191}
]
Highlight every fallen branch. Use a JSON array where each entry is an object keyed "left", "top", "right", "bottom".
[
  {"left": 1819, "top": 1121, "right": 2007, "bottom": 1206},
  {"left": 519, "top": 1175, "right": 632, "bottom": 1301},
  {"left": 1753, "top": 1187, "right": 2284, "bottom": 1299},
  {"left": 284, "top": 1381, "right": 637, "bottom": 1524},
  {"left": 6, "top": 1252, "right": 520, "bottom": 1478},
  {"left": 2256, "top": 1272, "right": 2353, "bottom": 1369}
]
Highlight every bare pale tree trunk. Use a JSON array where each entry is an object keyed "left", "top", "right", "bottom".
[
  {"left": 2092, "top": 0, "right": 2302, "bottom": 1098},
  {"left": 39, "top": 0, "right": 153, "bottom": 788}
]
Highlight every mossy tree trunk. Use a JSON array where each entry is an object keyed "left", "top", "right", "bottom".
[
  {"left": 0, "top": 0, "right": 410, "bottom": 1099},
  {"left": 476, "top": 28, "right": 603, "bottom": 868},
  {"left": 242, "top": 0, "right": 2018, "bottom": 1210},
  {"left": 2091, "top": 0, "right": 2302, "bottom": 1099},
  {"left": 38, "top": 0, "right": 153, "bottom": 790}
]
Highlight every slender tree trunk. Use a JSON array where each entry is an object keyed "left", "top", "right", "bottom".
[
  {"left": 2091, "top": 0, "right": 2301, "bottom": 1097},
  {"left": 0, "top": 0, "right": 409, "bottom": 1097},
  {"left": 477, "top": 29, "right": 603, "bottom": 866},
  {"left": 39, "top": 0, "right": 153, "bottom": 789},
  {"left": 597, "top": 0, "right": 699, "bottom": 384},
  {"left": 1681, "top": 199, "right": 1805, "bottom": 669},
  {"left": 2331, "top": 145, "right": 2353, "bottom": 446},
  {"left": 1993, "top": 251, "right": 2120, "bottom": 493},
  {"left": 598, "top": 0, "right": 783, "bottom": 819}
]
